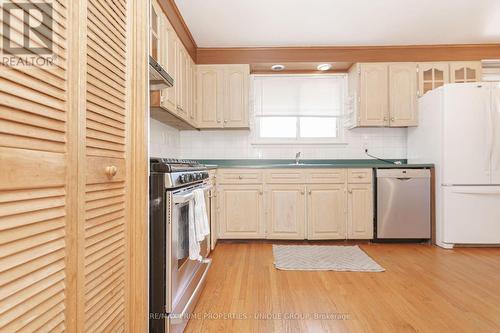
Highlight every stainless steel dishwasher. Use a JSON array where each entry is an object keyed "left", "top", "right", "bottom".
[{"left": 376, "top": 169, "right": 431, "bottom": 239}]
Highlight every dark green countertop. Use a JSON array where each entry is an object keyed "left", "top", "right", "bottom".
[{"left": 199, "top": 159, "right": 433, "bottom": 169}]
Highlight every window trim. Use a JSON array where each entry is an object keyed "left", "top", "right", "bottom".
[{"left": 250, "top": 74, "right": 348, "bottom": 145}]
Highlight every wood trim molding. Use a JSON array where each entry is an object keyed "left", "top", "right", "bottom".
[
  {"left": 251, "top": 69, "right": 348, "bottom": 75},
  {"left": 128, "top": 0, "right": 149, "bottom": 331},
  {"left": 152, "top": 2, "right": 499, "bottom": 65},
  {"left": 197, "top": 44, "right": 500, "bottom": 64},
  {"left": 157, "top": 0, "right": 197, "bottom": 61}
]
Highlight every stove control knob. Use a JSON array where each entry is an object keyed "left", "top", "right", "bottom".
[{"left": 179, "top": 174, "right": 186, "bottom": 184}]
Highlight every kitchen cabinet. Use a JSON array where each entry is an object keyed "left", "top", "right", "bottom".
[
  {"left": 218, "top": 185, "right": 265, "bottom": 238},
  {"left": 418, "top": 62, "right": 449, "bottom": 96},
  {"left": 389, "top": 63, "right": 418, "bottom": 127},
  {"left": 197, "top": 64, "right": 250, "bottom": 129},
  {"left": 347, "top": 183, "right": 374, "bottom": 239},
  {"left": 265, "top": 184, "right": 306, "bottom": 239},
  {"left": 209, "top": 170, "right": 218, "bottom": 248},
  {"left": 307, "top": 184, "right": 347, "bottom": 239},
  {"left": 216, "top": 168, "right": 374, "bottom": 240},
  {"left": 358, "top": 63, "right": 389, "bottom": 126},
  {"left": 348, "top": 63, "right": 418, "bottom": 128},
  {"left": 150, "top": 1, "right": 196, "bottom": 129},
  {"left": 196, "top": 66, "right": 224, "bottom": 128},
  {"left": 449, "top": 61, "right": 482, "bottom": 84}
]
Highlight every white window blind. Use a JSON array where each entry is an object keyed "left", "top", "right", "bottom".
[
  {"left": 254, "top": 75, "right": 345, "bottom": 116},
  {"left": 253, "top": 75, "right": 346, "bottom": 143}
]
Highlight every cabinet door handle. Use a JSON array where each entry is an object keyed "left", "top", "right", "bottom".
[
  {"left": 105, "top": 165, "right": 118, "bottom": 179},
  {"left": 300, "top": 191, "right": 305, "bottom": 195},
  {"left": 217, "top": 119, "right": 221, "bottom": 123},
  {"left": 308, "top": 190, "right": 312, "bottom": 195},
  {"left": 390, "top": 117, "right": 395, "bottom": 122},
  {"left": 223, "top": 120, "right": 228, "bottom": 124},
  {"left": 348, "top": 189, "right": 353, "bottom": 194},
  {"left": 238, "top": 175, "right": 243, "bottom": 179}
]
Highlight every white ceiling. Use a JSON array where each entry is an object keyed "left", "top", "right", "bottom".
[{"left": 175, "top": 0, "right": 500, "bottom": 47}]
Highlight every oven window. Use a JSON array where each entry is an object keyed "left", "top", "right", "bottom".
[{"left": 176, "top": 202, "right": 190, "bottom": 269}]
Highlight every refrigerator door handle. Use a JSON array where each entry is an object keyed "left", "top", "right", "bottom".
[
  {"left": 451, "top": 188, "right": 500, "bottom": 195},
  {"left": 486, "top": 94, "right": 494, "bottom": 177}
]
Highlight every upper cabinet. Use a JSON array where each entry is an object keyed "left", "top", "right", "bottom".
[
  {"left": 418, "top": 62, "right": 449, "bottom": 96},
  {"left": 197, "top": 64, "right": 250, "bottom": 129},
  {"left": 348, "top": 62, "right": 417, "bottom": 128},
  {"left": 150, "top": 0, "right": 197, "bottom": 129},
  {"left": 358, "top": 63, "right": 389, "bottom": 126},
  {"left": 449, "top": 62, "right": 482, "bottom": 84},
  {"left": 389, "top": 63, "right": 418, "bottom": 127},
  {"left": 348, "top": 61, "right": 482, "bottom": 128}
]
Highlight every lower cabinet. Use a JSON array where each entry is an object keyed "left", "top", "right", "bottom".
[
  {"left": 307, "top": 184, "right": 347, "bottom": 240},
  {"left": 347, "top": 183, "right": 374, "bottom": 239},
  {"left": 265, "top": 184, "right": 306, "bottom": 239},
  {"left": 215, "top": 169, "right": 374, "bottom": 240},
  {"left": 218, "top": 184, "right": 265, "bottom": 238}
]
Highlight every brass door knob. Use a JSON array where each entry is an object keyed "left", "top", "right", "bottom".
[{"left": 105, "top": 165, "right": 118, "bottom": 179}]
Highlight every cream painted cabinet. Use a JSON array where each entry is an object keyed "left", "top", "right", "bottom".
[
  {"left": 389, "top": 63, "right": 418, "bottom": 127},
  {"left": 449, "top": 62, "right": 482, "bottom": 84},
  {"left": 151, "top": 1, "right": 196, "bottom": 129},
  {"left": 175, "top": 41, "right": 188, "bottom": 119},
  {"left": 358, "top": 63, "right": 389, "bottom": 126},
  {"left": 418, "top": 62, "right": 449, "bottom": 96},
  {"left": 196, "top": 66, "right": 224, "bottom": 128},
  {"left": 347, "top": 183, "right": 374, "bottom": 239},
  {"left": 197, "top": 64, "right": 250, "bottom": 129},
  {"left": 307, "top": 184, "right": 347, "bottom": 240},
  {"left": 349, "top": 63, "right": 419, "bottom": 128},
  {"left": 218, "top": 185, "right": 265, "bottom": 239},
  {"left": 159, "top": 12, "right": 177, "bottom": 112},
  {"left": 223, "top": 65, "right": 249, "bottom": 127},
  {"left": 209, "top": 171, "right": 218, "bottom": 248},
  {"left": 265, "top": 184, "right": 306, "bottom": 239}
]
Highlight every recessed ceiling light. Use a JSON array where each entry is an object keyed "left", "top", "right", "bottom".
[
  {"left": 271, "top": 64, "right": 285, "bottom": 71},
  {"left": 317, "top": 63, "right": 332, "bottom": 71}
]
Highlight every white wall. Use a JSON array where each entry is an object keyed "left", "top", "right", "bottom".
[
  {"left": 149, "top": 118, "right": 181, "bottom": 158},
  {"left": 179, "top": 127, "right": 407, "bottom": 160}
]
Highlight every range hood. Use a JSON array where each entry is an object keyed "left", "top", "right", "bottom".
[{"left": 149, "top": 56, "right": 174, "bottom": 90}]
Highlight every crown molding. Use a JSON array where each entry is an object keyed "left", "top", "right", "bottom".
[
  {"left": 153, "top": 2, "right": 500, "bottom": 65},
  {"left": 196, "top": 44, "right": 500, "bottom": 64},
  {"left": 157, "top": 0, "right": 197, "bottom": 61}
]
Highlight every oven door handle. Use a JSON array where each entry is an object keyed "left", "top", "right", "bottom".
[{"left": 172, "top": 184, "right": 213, "bottom": 204}]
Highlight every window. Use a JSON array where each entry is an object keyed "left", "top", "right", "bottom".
[{"left": 253, "top": 75, "right": 346, "bottom": 144}]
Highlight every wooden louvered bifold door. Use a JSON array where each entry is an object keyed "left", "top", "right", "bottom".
[
  {"left": 82, "top": 0, "right": 129, "bottom": 331},
  {"left": 0, "top": 0, "right": 71, "bottom": 331}
]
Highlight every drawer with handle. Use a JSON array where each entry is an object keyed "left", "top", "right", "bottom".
[
  {"left": 306, "top": 169, "right": 347, "bottom": 184},
  {"left": 348, "top": 168, "right": 373, "bottom": 184},
  {"left": 217, "top": 169, "right": 263, "bottom": 184}
]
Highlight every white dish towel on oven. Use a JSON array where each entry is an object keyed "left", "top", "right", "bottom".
[{"left": 188, "top": 189, "right": 210, "bottom": 261}]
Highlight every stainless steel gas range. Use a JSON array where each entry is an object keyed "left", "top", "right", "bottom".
[{"left": 149, "top": 158, "right": 212, "bottom": 333}]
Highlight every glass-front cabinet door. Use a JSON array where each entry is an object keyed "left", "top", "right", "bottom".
[
  {"left": 450, "top": 62, "right": 482, "bottom": 84},
  {"left": 418, "top": 62, "right": 449, "bottom": 96}
]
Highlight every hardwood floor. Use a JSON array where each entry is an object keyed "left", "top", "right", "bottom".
[{"left": 185, "top": 242, "right": 500, "bottom": 333}]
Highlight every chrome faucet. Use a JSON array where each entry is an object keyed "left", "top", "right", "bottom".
[{"left": 295, "top": 151, "right": 301, "bottom": 165}]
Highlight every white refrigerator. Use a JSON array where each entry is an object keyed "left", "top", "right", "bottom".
[{"left": 408, "top": 82, "right": 500, "bottom": 248}]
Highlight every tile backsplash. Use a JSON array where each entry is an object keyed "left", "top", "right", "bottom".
[
  {"left": 179, "top": 127, "right": 407, "bottom": 160},
  {"left": 150, "top": 118, "right": 407, "bottom": 160},
  {"left": 149, "top": 118, "right": 181, "bottom": 158}
]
